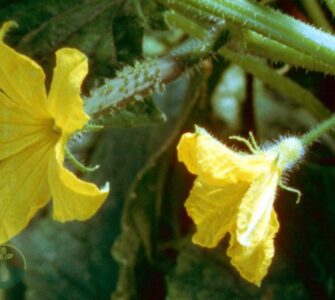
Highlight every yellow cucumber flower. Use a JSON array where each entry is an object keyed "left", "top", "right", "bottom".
[
  {"left": 0, "top": 21, "right": 109, "bottom": 243},
  {"left": 177, "top": 126, "right": 304, "bottom": 286}
]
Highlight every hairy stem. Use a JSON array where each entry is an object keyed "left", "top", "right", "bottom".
[
  {"left": 301, "top": 114, "right": 335, "bottom": 146},
  {"left": 300, "top": 0, "right": 333, "bottom": 32},
  {"left": 163, "top": 0, "right": 335, "bottom": 66},
  {"left": 324, "top": 0, "right": 335, "bottom": 17},
  {"left": 166, "top": 8, "right": 332, "bottom": 122}
]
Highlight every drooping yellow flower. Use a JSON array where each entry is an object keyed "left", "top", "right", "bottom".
[
  {"left": 0, "top": 21, "right": 109, "bottom": 243},
  {"left": 177, "top": 126, "right": 304, "bottom": 286}
]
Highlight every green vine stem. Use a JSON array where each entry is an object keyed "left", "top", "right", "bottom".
[
  {"left": 325, "top": 0, "right": 335, "bottom": 17},
  {"left": 162, "top": 0, "right": 335, "bottom": 67},
  {"left": 227, "top": 28, "right": 335, "bottom": 75},
  {"left": 166, "top": 9, "right": 332, "bottom": 124},
  {"left": 301, "top": 114, "right": 335, "bottom": 146},
  {"left": 165, "top": 1, "right": 335, "bottom": 75},
  {"left": 64, "top": 146, "right": 100, "bottom": 173},
  {"left": 300, "top": 0, "right": 333, "bottom": 32},
  {"left": 164, "top": 1, "right": 215, "bottom": 28}
]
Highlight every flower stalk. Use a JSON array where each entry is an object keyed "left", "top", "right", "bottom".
[
  {"left": 325, "top": 0, "right": 335, "bottom": 17},
  {"left": 301, "top": 114, "right": 335, "bottom": 147},
  {"left": 300, "top": 0, "right": 333, "bottom": 32}
]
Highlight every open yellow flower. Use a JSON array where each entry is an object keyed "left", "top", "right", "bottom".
[
  {"left": 177, "top": 126, "right": 304, "bottom": 286},
  {"left": 0, "top": 21, "right": 109, "bottom": 243}
]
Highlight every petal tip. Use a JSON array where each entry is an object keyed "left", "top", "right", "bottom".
[{"left": 101, "top": 182, "right": 110, "bottom": 194}]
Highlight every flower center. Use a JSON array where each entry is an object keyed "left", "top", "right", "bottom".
[{"left": 52, "top": 122, "right": 62, "bottom": 134}]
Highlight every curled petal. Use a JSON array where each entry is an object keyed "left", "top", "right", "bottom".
[
  {"left": 48, "top": 137, "right": 109, "bottom": 222},
  {"left": 48, "top": 48, "right": 89, "bottom": 134},
  {"left": 237, "top": 169, "right": 279, "bottom": 247},
  {"left": 186, "top": 179, "right": 249, "bottom": 248},
  {"left": 177, "top": 130, "right": 272, "bottom": 186},
  {"left": 0, "top": 138, "right": 55, "bottom": 243},
  {"left": 227, "top": 210, "right": 279, "bottom": 286}
]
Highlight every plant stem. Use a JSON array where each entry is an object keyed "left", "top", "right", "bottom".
[
  {"left": 84, "top": 57, "right": 182, "bottom": 116},
  {"left": 164, "top": 0, "right": 335, "bottom": 74},
  {"left": 300, "top": 0, "right": 333, "bottom": 32},
  {"left": 166, "top": 9, "right": 332, "bottom": 123},
  {"left": 64, "top": 147, "right": 99, "bottom": 173},
  {"left": 228, "top": 28, "right": 335, "bottom": 75},
  {"left": 301, "top": 115, "right": 335, "bottom": 146},
  {"left": 165, "top": 0, "right": 335, "bottom": 66},
  {"left": 325, "top": 0, "right": 335, "bottom": 17},
  {"left": 85, "top": 23, "right": 229, "bottom": 120}
]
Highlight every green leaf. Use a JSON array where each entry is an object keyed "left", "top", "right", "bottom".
[
  {"left": 110, "top": 73, "right": 205, "bottom": 299},
  {"left": 14, "top": 217, "right": 117, "bottom": 299},
  {"left": 93, "top": 97, "right": 166, "bottom": 128},
  {"left": 0, "top": 0, "right": 142, "bottom": 84},
  {"left": 167, "top": 244, "right": 310, "bottom": 300},
  {"left": 132, "top": 0, "right": 168, "bottom": 30},
  {"left": 167, "top": 245, "right": 243, "bottom": 300},
  {"left": 5, "top": 253, "right": 14, "bottom": 260},
  {"left": 111, "top": 155, "right": 169, "bottom": 300}
]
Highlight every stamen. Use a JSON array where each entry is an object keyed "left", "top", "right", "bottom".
[
  {"left": 248, "top": 132, "right": 261, "bottom": 151},
  {"left": 229, "top": 135, "right": 259, "bottom": 154}
]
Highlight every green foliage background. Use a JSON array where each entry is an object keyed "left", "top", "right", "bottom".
[{"left": 1, "top": 0, "right": 335, "bottom": 299}]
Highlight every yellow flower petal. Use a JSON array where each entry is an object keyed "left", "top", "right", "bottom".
[
  {"left": 47, "top": 48, "right": 89, "bottom": 134},
  {"left": 186, "top": 179, "right": 249, "bottom": 247},
  {"left": 0, "top": 23, "right": 49, "bottom": 118},
  {"left": 177, "top": 130, "right": 272, "bottom": 186},
  {"left": 48, "top": 137, "right": 108, "bottom": 222},
  {"left": 227, "top": 210, "right": 279, "bottom": 286},
  {"left": 0, "top": 137, "right": 55, "bottom": 243},
  {"left": 177, "top": 128, "right": 304, "bottom": 285},
  {"left": 0, "top": 92, "right": 54, "bottom": 160},
  {"left": 237, "top": 169, "right": 279, "bottom": 247},
  {"left": 0, "top": 21, "right": 107, "bottom": 242}
]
